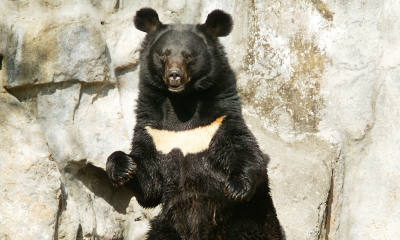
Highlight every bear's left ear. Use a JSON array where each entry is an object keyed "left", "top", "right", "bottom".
[
  {"left": 201, "top": 10, "right": 233, "bottom": 37},
  {"left": 134, "top": 8, "right": 163, "bottom": 34}
]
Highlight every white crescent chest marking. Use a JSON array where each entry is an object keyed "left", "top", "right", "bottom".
[{"left": 145, "top": 116, "right": 225, "bottom": 156}]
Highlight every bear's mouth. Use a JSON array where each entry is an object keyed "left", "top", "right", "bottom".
[{"left": 168, "top": 84, "right": 185, "bottom": 92}]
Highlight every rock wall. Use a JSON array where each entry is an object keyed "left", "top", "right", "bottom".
[{"left": 1, "top": 0, "right": 399, "bottom": 239}]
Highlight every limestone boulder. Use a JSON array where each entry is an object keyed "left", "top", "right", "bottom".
[
  {"left": 0, "top": 92, "right": 60, "bottom": 240},
  {"left": 1, "top": 0, "right": 400, "bottom": 239}
]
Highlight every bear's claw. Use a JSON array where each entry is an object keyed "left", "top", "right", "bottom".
[
  {"left": 226, "top": 175, "right": 254, "bottom": 202},
  {"left": 106, "top": 151, "right": 137, "bottom": 187}
]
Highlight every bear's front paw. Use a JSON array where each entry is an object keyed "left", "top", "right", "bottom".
[
  {"left": 106, "top": 151, "right": 137, "bottom": 187},
  {"left": 226, "top": 175, "right": 254, "bottom": 201}
]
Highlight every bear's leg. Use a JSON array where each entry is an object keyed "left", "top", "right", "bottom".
[
  {"left": 106, "top": 151, "right": 136, "bottom": 186},
  {"left": 146, "top": 216, "right": 181, "bottom": 240}
]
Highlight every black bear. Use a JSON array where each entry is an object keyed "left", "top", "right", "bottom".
[{"left": 106, "top": 8, "right": 283, "bottom": 240}]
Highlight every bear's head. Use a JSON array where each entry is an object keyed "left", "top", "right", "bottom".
[{"left": 134, "top": 8, "right": 233, "bottom": 93}]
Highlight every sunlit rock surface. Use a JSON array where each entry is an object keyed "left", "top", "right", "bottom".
[{"left": 1, "top": 0, "right": 400, "bottom": 239}]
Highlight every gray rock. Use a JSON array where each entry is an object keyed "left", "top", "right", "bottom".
[
  {"left": 0, "top": 92, "right": 61, "bottom": 240},
  {"left": 245, "top": 115, "right": 335, "bottom": 239},
  {"left": 1, "top": 0, "right": 400, "bottom": 239},
  {"left": 3, "top": 19, "right": 112, "bottom": 88}
]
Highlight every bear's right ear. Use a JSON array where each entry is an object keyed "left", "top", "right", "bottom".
[{"left": 134, "top": 8, "right": 163, "bottom": 34}]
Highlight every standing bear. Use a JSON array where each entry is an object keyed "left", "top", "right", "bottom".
[{"left": 106, "top": 8, "right": 283, "bottom": 240}]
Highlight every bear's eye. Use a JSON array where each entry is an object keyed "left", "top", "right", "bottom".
[
  {"left": 182, "top": 52, "right": 193, "bottom": 62},
  {"left": 160, "top": 49, "right": 171, "bottom": 62}
]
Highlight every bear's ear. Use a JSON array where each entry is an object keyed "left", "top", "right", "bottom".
[
  {"left": 134, "top": 8, "right": 163, "bottom": 33},
  {"left": 201, "top": 10, "right": 233, "bottom": 37}
]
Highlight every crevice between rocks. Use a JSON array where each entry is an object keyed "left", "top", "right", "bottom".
[
  {"left": 325, "top": 172, "right": 334, "bottom": 239},
  {"left": 88, "top": 81, "right": 115, "bottom": 104},
  {"left": 53, "top": 181, "right": 67, "bottom": 240},
  {"left": 114, "top": 0, "right": 120, "bottom": 12},
  {"left": 0, "top": 54, "right": 3, "bottom": 71},
  {"left": 76, "top": 224, "right": 83, "bottom": 239},
  {"left": 319, "top": 170, "right": 334, "bottom": 240},
  {"left": 72, "top": 83, "right": 83, "bottom": 123},
  {"left": 5, "top": 79, "right": 81, "bottom": 97},
  {"left": 4, "top": 79, "right": 116, "bottom": 96},
  {"left": 4, "top": 80, "right": 117, "bottom": 119},
  {"left": 114, "top": 62, "right": 138, "bottom": 78}
]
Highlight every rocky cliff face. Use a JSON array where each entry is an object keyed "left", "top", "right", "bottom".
[{"left": 1, "top": 0, "right": 399, "bottom": 239}]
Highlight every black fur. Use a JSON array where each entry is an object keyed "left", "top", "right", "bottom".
[
  {"left": 201, "top": 10, "right": 233, "bottom": 37},
  {"left": 107, "top": 8, "right": 283, "bottom": 240},
  {"left": 134, "top": 8, "right": 163, "bottom": 33}
]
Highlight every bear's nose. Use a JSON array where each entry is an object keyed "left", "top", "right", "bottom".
[{"left": 168, "top": 68, "right": 183, "bottom": 86}]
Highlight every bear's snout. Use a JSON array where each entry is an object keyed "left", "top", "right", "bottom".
[
  {"left": 168, "top": 68, "right": 183, "bottom": 86},
  {"left": 164, "top": 56, "right": 189, "bottom": 92}
]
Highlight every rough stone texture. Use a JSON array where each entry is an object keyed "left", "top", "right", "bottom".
[
  {"left": 4, "top": 19, "right": 110, "bottom": 88},
  {"left": 1, "top": 0, "right": 400, "bottom": 239},
  {"left": 323, "top": 1, "right": 400, "bottom": 238},
  {"left": 245, "top": 115, "right": 335, "bottom": 239},
  {"left": 0, "top": 92, "right": 60, "bottom": 240}
]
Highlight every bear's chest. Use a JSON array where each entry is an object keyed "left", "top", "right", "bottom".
[{"left": 145, "top": 116, "right": 225, "bottom": 156}]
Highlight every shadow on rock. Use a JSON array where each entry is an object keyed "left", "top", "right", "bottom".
[
  {"left": 264, "top": 153, "right": 271, "bottom": 166},
  {"left": 68, "top": 155, "right": 270, "bottom": 215},
  {"left": 70, "top": 162, "right": 135, "bottom": 214}
]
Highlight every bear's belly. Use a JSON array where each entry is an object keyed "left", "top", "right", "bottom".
[
  {"left": 162, "top": 191, "right": 227, "bottom": 239},
  {"left": 146, "top": 115, "right": 233, "bottom": 237},
  {"left": 160, "top": 153, "right": 227, "bottom": 237},
  {"left": 160, "top": 149, "right": 227, "bottom": 193}
]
